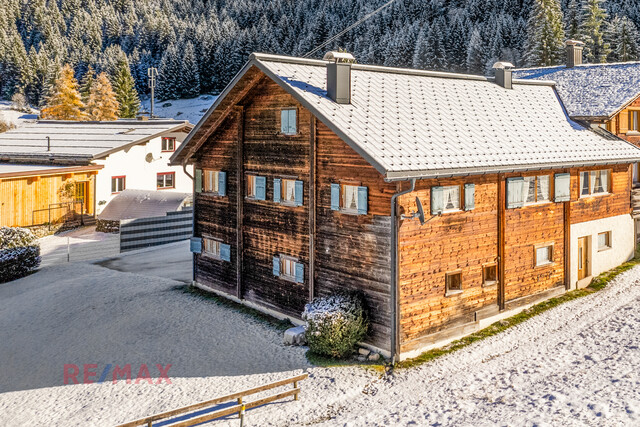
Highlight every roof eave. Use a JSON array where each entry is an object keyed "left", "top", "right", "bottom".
[{"left": 95, "top": 122, "right": 192, "bottom": 160}]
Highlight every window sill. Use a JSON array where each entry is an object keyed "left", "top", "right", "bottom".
[
  {"left": 201, "top": 253, "right": 223, "bottom": 261},
  {"left": 440, "top": 209, "right": 462, "bottom": 214},
  {"left": 203, "top": 191, "right": 225, "bottom": 197},
  {"left": 157, "top": 187, "right": 175, "bottom": 190},
  {"left": 482, "top": 281, "right": 498, "bottom": 288},
  {"left": 338, "top": 208, "right": 362, "bottom": 215},
  {"left": 534, "top": 261, "right": 554, "bottom": 269},
  {"left": 445, "top": 289, "right": 463, "bottom": 297},
  {"left": 278, "top": 132, "right": 298, "bottom": 137},
  {"left": 626, "top": 131, "right": 640, "bottom": 136},
  {"left": 523, "top": 200, "right": 551, "bottom": 207},
  {"left": 278, "top": 274, "right": 298, "bottom": 283},
  {"left": 598, "top": 246, "right": 612, "bottom": 253},
  {"left": 579, "top": 192, "right": 610, "bottom": 199}
]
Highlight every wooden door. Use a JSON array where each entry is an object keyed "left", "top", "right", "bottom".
[
  {"left": 577, "top": 237, "right": 589, "bottom": 280},
  {"left": 75, "top": 181, "right": 88, "bottom": 213}
]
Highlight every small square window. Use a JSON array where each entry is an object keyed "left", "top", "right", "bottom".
[
  {"left": 483, "top": 264, "right": 497, "bottom": 286},
  {"left": 161, "top": 137, "right": 176, "bottom": 152},
  {"left": 598, "top": 231, "right": 611, "bottom": 251},
  {"left": 630, "top": 111, "right": 639, "bottom": 131},
  {"left": 281, "top": 257, "right": 296, "bottom": 280},
  {"left": 247, "top": 175, "right": 257, "bottom": 198},
  {"left": 445, "top": 271, "right": 462, "bottom": 295},
  {"left": 580, "top": 170, "right": 610, "bottom": 197},
  {"left": 442, "top": 185, "right": 461, "bottom": 212},
  {"left": 157, "top": 172, "right": 175, "bottom": 189},
  {"left": 524, "top": 175, "right": 550, "bottom": 205},
  {"left": 203, "top": 238, "right": 221, "bottom": 258},
  {"left": 204, "top": 170, "right": 221, "bottom": 193},
  {"left": 282, "top": 179, "right": 296, "bottom": 203},
  {"left": 111, "top": 176, "right": 125, "bottom": 194},
  {"left": 342, "top": 184, "right": 360, "bottom": 212},
  {"left": 281, "top": 109, "right": 297, "bottom": 135},
  {"left": 535, "top": 244, "right": 554, "bottom": 266}
]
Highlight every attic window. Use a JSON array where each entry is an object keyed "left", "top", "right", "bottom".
[{"left": 281, "top": 109, "right": 297, "bottom": 135}]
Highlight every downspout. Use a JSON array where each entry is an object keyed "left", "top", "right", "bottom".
[
  {"left": 183, "top": 161, "right": 195, "bottom": 284},
  {"left": 390, "top": 178, "right": 416, "bottom": 364}
]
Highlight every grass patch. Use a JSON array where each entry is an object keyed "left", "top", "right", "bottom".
[
  {"left": 180, "top": 285, "right": 293, "bottom": 332},
  {"left": 397, "top": 255, "right": 640, "bottom": 369}
]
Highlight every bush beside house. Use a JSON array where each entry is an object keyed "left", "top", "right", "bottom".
[
  {"left": 0, "top": 227, "right": 41, "bottom": 283},
  {"left": 302, "top": 292, "right": 369, "bottom": 358}
]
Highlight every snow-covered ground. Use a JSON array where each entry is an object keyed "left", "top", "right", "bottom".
[
  {"left": 38, "top": 226, "right": 120, "bottom": 266},
  {"left": 0, "top": 101, "right": 38, "bottom": 128},
  {"left": 1, "top": 254, "right": 640, "bottom": 426},
  {"left": 140, "top": 95, "right": 216, "bottom": 124}
]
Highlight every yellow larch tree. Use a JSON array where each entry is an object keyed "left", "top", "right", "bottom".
[
  {"left": 41, "top": 64, "right": 87, "bottom": 121},
  {"left": 85, "top": 72, "right": 120, "bottom": 121}
]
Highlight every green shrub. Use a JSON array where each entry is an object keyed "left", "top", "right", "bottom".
[
  {"left": 0, "top": 227, "right": 41, "bottom": 283},
  {"left": 302, "top": 292, "right": 369, "bottom": 358}
]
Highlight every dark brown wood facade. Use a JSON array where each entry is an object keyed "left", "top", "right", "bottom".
[{"left": 190, "top": 67, "right": 634, "bottom": 355}]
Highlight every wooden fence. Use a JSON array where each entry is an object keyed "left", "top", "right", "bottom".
[
  {"left": 116, "top": 373, "right": 308, "bottom": 427},
  {"left": 119, "top": 209, "right": 193, "bottom": 252}
]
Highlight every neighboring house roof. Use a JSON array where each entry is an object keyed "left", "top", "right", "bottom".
[
  {"left": 98, "top": 189, "right": 191, "bottom": 221},
  {"left": 513, "top": 62, "right": 640, "bottom": 120},
  {"left": 0, "top": 163, "right": 102, "bottom": 179},
  {"left": 172, "top": 53, "right": 640, "bottom": 181},
  {"left": 0, "top": 119, "right": 191, "bottom": 164}
]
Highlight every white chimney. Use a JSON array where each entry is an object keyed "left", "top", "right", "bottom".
[
  {"left": 323, "top": 51, "right": 355, "bottom": 104},
  {"left": 492, "top": 62, "right": 515, "bottom": 89}
]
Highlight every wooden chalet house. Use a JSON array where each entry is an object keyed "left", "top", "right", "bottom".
[
  {"left": 171, "top": 52, "right": 640, "bottom": 361},
  {"left": 514, "top": 40, "right": 640, "bottom": 223}
]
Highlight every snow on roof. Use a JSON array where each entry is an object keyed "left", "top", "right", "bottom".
[
  {"left": 0, "top": 119, "right": 191, "bottom": 163},
  {"left": 513, "top": 62, "right": 640, "bottom": 119},
  {"left": 98, "top": 189, "right": 191, "bottom": 221},
  {"left": 174, "top": 53, "right": 640, "bottom": 180}
]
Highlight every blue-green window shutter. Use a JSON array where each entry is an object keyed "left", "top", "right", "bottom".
[
  {"left": 431, "top": 186, "right": 443, "bottom": 214},
  {"left": 289, "top": 110, "right": 297, "bottom": 134},
  {"left": 506, "top": 177, "right": 525, "bottom": 208},
  {"left": 464, "top": 183, "right": 475, "bottom": 211},
  {"left": 218, "top": 172, "right": 226, "bottom": 196},
  {"left": 195, "top": 169, "right": 203, "bottom": 193},
  {"left": 357, "top": 186, "right": 368, "bottom": 215},
  {"left": 190, "top": 237, "right": 202, "bottom": 253},
  {"left": 554, "top": 173, "right": 571, "bottom": 202},
  {"left": 331, "top": 184, "right": 340, "bottom": 210},
  {"left": 256, "top": 176, "right": 266, "bottom": 200},
  {"left": 295, "top": 180, "right": 303, "bottom": 206},
  {"left": 295, "top": 262, "right": 304, "bottom": 283},
  {"left": 220, "top": 244, "right": 231, "bottom": 262},
  {"left": 280, "top": 110, "right": 289, "bottom": 134},
  {"left": 273, "top": 178, "right": 281, "bottom": 203},
  {"left": 272, "top": 256, "right": 280, "bottom": 277}
]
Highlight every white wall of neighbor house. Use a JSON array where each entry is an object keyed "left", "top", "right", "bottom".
[
  {"left": 93, "top": 131, "right": 193, "bottom": 214},
  {"left": 570, "top": 213, "right": 635, "bottom": 288}
]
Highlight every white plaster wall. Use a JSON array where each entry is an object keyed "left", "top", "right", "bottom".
[
  {"left": 93, "top": 131, "right": 193, "bottom": 214},
  {"left": 570, "top": 213, "right": 634, "bottom": 288}
]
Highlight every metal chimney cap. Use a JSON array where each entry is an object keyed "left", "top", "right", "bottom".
[
  {"left": 323, "top": 51, "right": 356, "bottom": 63},
  {"left": 565, "top": 40, "right": 585, "bottom": 46},
  {"left": 492, "top": 62, "right": 515, "bottom": 70}
]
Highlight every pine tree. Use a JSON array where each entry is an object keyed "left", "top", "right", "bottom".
[
  {"left": 565, "top": 0, "right": 581, "bottom": 39},
  {"left": 606, "top": 16, "right": 640, "bottom": 62},
  {"left": 79, "top": 66, "right": 95, "bottom": 105},
  {"left": 524, "top": 0, "right": 566, "bottom": 67},
  {"left": 40, "top": 64, "right": 86, "bottom": 121},
  {"left": 180, "top": 41, "right": 200, "bottom": 98},
  {"left": 157, "top": 43, "right": 180, "bottom": 100},
  {"left": 112, "top": 58, "right": 140, "bottom": 118},
  {"left": 580, "top": 0, "right": 611, "bottom": 63},
  {"left": 466, "top": 28, "right": 487, "bottom": 73},
  {"left": 85, "top": 72, "right": 119, "bottom": 121}
]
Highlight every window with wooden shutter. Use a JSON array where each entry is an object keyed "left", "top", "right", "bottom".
[
  {"left": 295, "top": 180, "right": 303, "bottom": 206},
  {"left": 464, "top": 183, "right": 475, "bottom": 211},
  {"left": 281, "top": 109, "right": 297, "bottom": 135},
  {"left": 506, "top": 177, "right": 525, "bottom": 208},
  {"left": 579, "top": 169, "right": 611, "bottom": 198},
  {"left": 190, "top": 237, "right": 202, "bottom": 254},
  {"left": 331, "top": 184, "right": 340, "bottom": 210},
  {"left": 247, "top": 175, "right": 266, "bottom": 200},
  {"left": 431, "top": 186, "right": 443, "bottom": 214},
  {"left": 220, "top": 244, "right": 231, "bottom": 262},
  {"left": 275, "top": 255, "right": 303, "bottom": 283},
  {"left": 273, "top": 256, "right": 280, "bottom": 276},
  {"left": 195, "top": 169, "right": 203, "bottom": 193},
  {"left": 273, "top": 178, "right": 282, "bottom": 203},
  {"left": 203, "top": 170, "right": 226, "bottom": 196},
  {"left": 295, "top": 262, "right": 304, "bottom": 283},
  {"left": 357, "top": 186, "right": 368, "bottom": 215},
  {"left": 554, "top": 173, "right": 571, "bottom": 202},
  {"left": 202, "top": 237, "right": 230, "bottom": 262}
]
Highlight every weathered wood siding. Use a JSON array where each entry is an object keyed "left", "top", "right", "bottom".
[
  {"left": 606, "top": 97, "right": 640, "bottom": 147},
  {"left": 0, "top": 171, "right": 96, "bottom": 227},
  {"left": 397, "top": 175, "right": 499, "bottom": 345},
  {"left": 569, "top": 164, "right": 631, "bottom": 224},
  {"left": 314, "top": 121, "right": 395, "bottom": 348}
]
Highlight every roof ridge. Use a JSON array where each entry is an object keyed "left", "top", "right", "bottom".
[
  {"left": 250, "top": 52, "right": 555, "bottom": 86},
  {"left": 515, "top": 60, "right": 640, "bottom": 72}
]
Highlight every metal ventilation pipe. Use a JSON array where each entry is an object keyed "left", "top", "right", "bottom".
[
  {"left": 323, "top": 51, "right": 355, "bottom": 104},
  {"left": 566, "top": 40, "right": 584, "bottom": 68},
  {"left": 46, "top": 136, "right": 50, "bottom": 151},
  {"left": 492, "top": 62, "right": 515, "bottom": 89}
]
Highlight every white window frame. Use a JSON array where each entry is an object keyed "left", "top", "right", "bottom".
[
  {"left": 280, "top": 255, "right": 298, "bottom": 282},
  {"left": 204, "top": 170, "right": 221, "bottom": 194},
  {"left": 161, "top": 137, "right": 176, "bottom": 152},
  {"left": 445, "top": 270, "right": 463, "bottom": 296},
  {"left": 579, "top": 170, "right": 610, "bottom": 198},
  {"left": 524, "top": 175, "right": 551, "bottom": 205},
  {"left": 281, "top": 179, "right": 297, "bottom": 204},
  {"left": 111, "top": 176, "right": 125, "bottom": 194},
  {"left": 341, "top": 184, "right": 361, "bottom": 213},
  {"left": 203, "top": 237, "right": 221, "bottom": 259},
  {"left": 441, "top": 185, "right": 461, "bottom": 213},
  {"left": 598, "top": 231, "right": 612, "bottom": 251},
  {"left": 535, "top": 243, "right": 554, "bottom": 267}
]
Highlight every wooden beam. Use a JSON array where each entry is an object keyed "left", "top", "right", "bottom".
[
  {"left": 309, "top": 115, "right": 316, "bottom": 302},
  {"left": 236, "top": 106, "right": 245, "bottom": 300},
  {"left": 183, "top": 72, "right": 264, "bottom": 163},
  {"left": 564, "top": 195, "right": 571, "bottom": 290},
  {"left": 497, "top": 173, "right": 506, "bottom": 310}
]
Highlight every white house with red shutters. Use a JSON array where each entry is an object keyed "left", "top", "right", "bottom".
[{"left": 0, "top": 119, "right": 193, "bottom": 214}]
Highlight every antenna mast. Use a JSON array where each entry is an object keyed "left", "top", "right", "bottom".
[{"left": 148, "top": 67, "right": 158, "bottom": 118}]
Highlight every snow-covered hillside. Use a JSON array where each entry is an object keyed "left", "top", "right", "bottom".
[
  {"left": 140, "top": 95, "right": 216, "bottom": 125},
  {"left": 0, "top": 101, "right": 38, "bottom": 129}
]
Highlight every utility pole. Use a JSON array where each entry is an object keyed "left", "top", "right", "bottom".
[{"left": 148, "top": 67, "right": 158, "bottom": 118}]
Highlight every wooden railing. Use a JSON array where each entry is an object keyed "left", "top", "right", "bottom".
[{"left": 116, "top": 373, "right": 308, "bottom": 427}]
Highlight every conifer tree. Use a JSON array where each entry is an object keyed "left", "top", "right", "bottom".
[
  {"left": 606, "top": 16, "right": 639, "bottom": 62},
  {"left": 580, "top": 0, "right": 611, "bottom": 63},
  {"left": 79, "top": 66, "right": 95, "bottom": 105},
  {"left": 41, "top": 64, "right": 86, "bottom": 120},
  {"left": 180, "top": 41, "right": 201, "bottom": 98},
  {"left": 85, "top": 72, "right": 119, "bottom": 121},
  {"left": 565, "top": 0, "right": 581, "bottom": 39},
  {"left": 157, "top": 43, "right": 180, "bottom": 100},
  {"left": 466, "top": 28, "right": 487, "bottom": 73},
  {"left": 524, "top": 0, "right": 566, "bottom": 67},
  {"left": 112, "top": 59, "right": 140, "bottom": 118}
]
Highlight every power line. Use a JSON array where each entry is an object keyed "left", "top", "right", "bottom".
[{"left": 303, "top": 0, "right": 398, "bottom": 58}]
